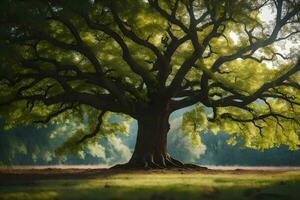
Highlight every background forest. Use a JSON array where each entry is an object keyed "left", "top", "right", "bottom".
[{"left": 1, "top": 109, "right": 300, "bottom": 166}]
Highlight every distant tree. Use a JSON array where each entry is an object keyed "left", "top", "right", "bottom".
[{"left": 0, "top": 0, "right": 299, "bottom": 169}]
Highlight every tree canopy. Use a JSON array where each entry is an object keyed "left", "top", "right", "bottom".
[{"left": 0, "top": 0, "right": 300, "bottom": 167}]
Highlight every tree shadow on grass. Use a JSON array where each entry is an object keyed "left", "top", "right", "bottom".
[{"left": 0, "top": 170, "right": 300, "bottom": 200}]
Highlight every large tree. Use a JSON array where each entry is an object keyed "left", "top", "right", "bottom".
[{"left": 0, "top": 0, "right": 300, "bottom": 169}]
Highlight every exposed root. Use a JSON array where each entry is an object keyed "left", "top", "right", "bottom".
[
  {"left": 110, "top": 155, "right": 207, "bottom": 170},
  {"left": 165, "top": 157, "right": 183, "bottom": 168},
  {"left": 110, "top": 162, "right": 133, "bottom": 170},
  {"left": 184, "top": 163, "right": 208, "bottom": 170}
]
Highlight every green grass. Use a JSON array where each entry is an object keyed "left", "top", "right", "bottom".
[{"left": 1, "top": 170, "right": 300, "bottom": 200}]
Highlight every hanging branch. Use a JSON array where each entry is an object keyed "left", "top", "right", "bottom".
[{"left": 77, "top": 111, "right": 107, "bottom": 144}]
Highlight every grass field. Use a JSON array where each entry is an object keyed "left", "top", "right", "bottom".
[{"left": 1, "top": 168, "right": 300, "bottom": 200}]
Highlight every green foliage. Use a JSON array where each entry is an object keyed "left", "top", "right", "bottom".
[
  {"left": 50, "top": 107, "right": 131, "bottom": 156},
  {"left": 181, "top": 105, "right": 212, "bottom": 147},
  {"left": 208, "top": 100, "right": 300, "bottom": 150},
  {"left": 0, "top": 0, "right": 299, "bottom": 157}
]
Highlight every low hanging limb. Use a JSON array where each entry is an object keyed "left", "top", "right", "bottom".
[
  {"left": 33, "top": 103, "right": 76, "bottom": 124},
  {"left": 77, "top": 110, "right": 107, "bottom": 144}
]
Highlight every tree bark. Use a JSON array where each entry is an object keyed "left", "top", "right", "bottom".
[
  {"left": 112, "top": 104, "right": 182, "bottom": 169},
  {"left": 128, "top": 110, "right": 173, "bottom": 168},
  {"left": 111, "top": 104, "right": 207, "bottom": 170}
]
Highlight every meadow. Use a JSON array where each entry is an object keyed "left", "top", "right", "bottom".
[{"left": 0, "top": 168, "right": 300, "bottom": 200}]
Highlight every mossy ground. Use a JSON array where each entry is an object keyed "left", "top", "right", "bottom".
[{"left": 0, "top": 168, "right": 300, "bottom": 200}]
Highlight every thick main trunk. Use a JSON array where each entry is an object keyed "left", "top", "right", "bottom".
[
  {"left": 128, "top": 111, "right": 173, "bottom": 168},
  {"left": 113, "top": 107, "right": 183, "bottom": 169},
  {"left": 111, "top": 105, "right": 207, "bottom": 170}
]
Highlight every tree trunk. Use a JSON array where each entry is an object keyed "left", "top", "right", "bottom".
[
  {"left": 111, "top": 105, "right": 207, "bottom": 170},
  {"left": 112, "top": 105, "right": 182, "bottom": 169},
  {"left": 128, "top": 110, "right": 175, "bottom": 168}
]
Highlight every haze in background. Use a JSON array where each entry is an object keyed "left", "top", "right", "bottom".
[{"left": 1, "top": 109, "right": 300, "bottom": 166}]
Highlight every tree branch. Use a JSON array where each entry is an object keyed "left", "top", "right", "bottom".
[{"left": 77, "top": 110, "right": 106, "bottom": 144}]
